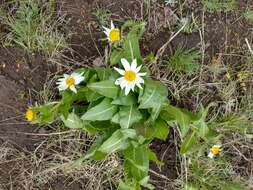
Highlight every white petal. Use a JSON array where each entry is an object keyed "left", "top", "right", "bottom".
[
  {"left": 63, "top": 74, "right": 69, "bottom": 78},
  {"left": 114, "top": 67, "right": 125, "bottom": 75},
  {"left": 70, "top": 85, "right": 77, "bottom": 93},
  {"left": 74, "top": 76, "right": 84, "bottom": 85},
  {"left": 131, "top": 59, "right": 137, "bottom": 71},
  {"left": 136, "top": 82, "right": 143, "bottom": 89},
  {"left": 58, "top": 83, "right": 68, "bottom": 91},
  {"left": 103, "top": 26, "right": 111, "bottom": 36},
  {"left": 57, "top": 77, "right": 65, "bottom": 82},
  {"left": 115, "top": 77, "right": 124, "bottom": 85},
  {"left": 135, "top": 65, "right": 142, "bottom": 73},
  {"left": 136, "top": 76, "right": 144, "bottom": 84},
  {"left": 138, "top": 72, "right": 147, "bottom": 77},
  {"left": 208, "top": 152, "right": 214, "bottom": 159},
  {"left": 111, "top": 20, "right": 115, "bottom": 29},
  {"left": 121, "top": 58, "right": 131, "bottom": 70},
  {"left": 124, "top": 85, "right": 131, "bottom": 95},
  {"left": 129, "top": 83, "right": 135, "bottom": 91}
]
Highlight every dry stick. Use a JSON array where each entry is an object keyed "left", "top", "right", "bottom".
[{"left": 245, "top": 38, "right": 253, "bottom": 55}]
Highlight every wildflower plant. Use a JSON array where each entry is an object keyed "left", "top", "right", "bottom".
[{"left": 26, "top": 21, "right": 249, "bottom": 189}]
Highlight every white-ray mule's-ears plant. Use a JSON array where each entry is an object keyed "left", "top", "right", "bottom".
[
  {"left": 103, "top": 20, "right": 121, "bottom": 43},
  {"left": 29, "top": 21, "right": 248, "bottom": 190},
  {"left": 114, "top": 58, "right": 146, "bottom": 95},
  {"left": 57, "top": 72, "right": 84, "bottom": 93}
]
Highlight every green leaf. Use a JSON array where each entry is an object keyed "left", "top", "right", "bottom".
[
  {"left": 148, "top": 149, "right": 164, "bottom": 168},
  {"left": 118, "top": 105, "right": 142, "bottom": 128},
  {"left": 87, "top": 80, "right": 119, "bottom": 99},
  {"left": 112, "top": 95, "right": 137, "bottom": 106},
  {"left": 35, "top": 103, "right": 58, "bottom": 124},
  {"left": 84, "top": 88, "right": 103, "bottom": 102},
  {"left": 118, "top": 179, "right": 141, "bottom": 190},
  {"left": 60, "top": 112, "right": 97, "bottom": 134},
  {"left": 95, "top": 67, "right": 110, "bottom": 80},
  {"left": 124, "top": 143, "right": 149, "bottom": 181},
  {"left": 92, "top": 128, "right": 137, "bottom": 160},
  {"left": 153, "top": 119, "right": 170, "bottom": 140},
  {"left": 110, "top": 50, "right": 124, "bottom": 66},
  {"left": 81, "top": 98, "right": 117, "bottom": 121},
  {"left": 136, "top": 118, "right": 169, "bottom": 140},
  {"left": 139, "top": 176, "right": 154, "bottom": 190},
  {"left": 139, "top": 80, "right": 168, "bottom": 121},
  {"left": 161, "top": 105, "right": 192, "bottom": 137},
  {"left": 180, "top": 131, "right": 197, "bottom": 155}
]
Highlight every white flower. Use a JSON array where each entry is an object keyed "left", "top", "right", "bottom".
[
  {"left": 208, "top": 145, "right": 222, "bottom": 159},
  {"left": 57, "top": 72, "right": 84, "bottom": 93},
  {"left": 114, "top": 58, "right": 146, "bottom": 96},
  {"left": 103, "top": 21, "right": 120, "bottom": 42}
]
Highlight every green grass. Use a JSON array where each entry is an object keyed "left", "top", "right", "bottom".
[
  {"left": 243, "top": 9, "right": 253, "bottom": 22},
  {"left": 0, "top": 0, "right": 67, "bottom": 56},
  {"left": 202, "top": 0, "right": 236, "bottom": 12},
  {"left": 93, "top": 7, "right": 111, "bottom": 26},
  {"left": 165, "top": 48, "right": 201, "bottom": 75}
]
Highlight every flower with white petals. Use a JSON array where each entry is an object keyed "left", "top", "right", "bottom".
[
  {"left": 208, "top": 145, "right": 222, "bottom": 159},
  {"left": 57, "top": 72, "right": 84, "bottom": 93},
  {"left": 114, "top": 58, "right": 146, "bottom": 95},
  {"left": 103, "top": 21, "right": 120, "bottom": 42}
]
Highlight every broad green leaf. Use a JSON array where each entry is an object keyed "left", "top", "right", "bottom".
[
  {"left": 87, "top": 80, "right": 119, "bottom": 99},
  {"left": 118, "top": 105, "right": 142, "bottom": 128},
  {"left": 153, "top": 119, "right": 170, "bottom": 140},
  {"left": 111, "top": 113, "right": 120, "bottom": 124},
  {"left": 81, "top": 98, "right": 117, "bottom": 121},
  {"left": 139, "top": 176, "right": 154, "bottom": 190},
  {"left": 124, "top": 143, "right": 149, "bottom": 181},
  {"left": 110, "top": 50, "right": 124, "bottom": 66},
  {"left": 92, "top": 128, "right": 137, "bottom": 160},
  {"left": 137, "top": 119, "right": 169, "bottom": 140},
  {"left": 95, "top": 67, "right": 110, "bottom": 80},
  {"left": 139, "top": 80, "right": 168, "bottom": 121},
  {"left": 180, "top": 131, "right": 197, "bottom": 155},
  {"left": 60, "top": 112, "right": 97, "bottom": 134},
  {"left": 112, "top": 95, "right": 137, "bottom": 106},
  {"left": 161, "top": 105, "right": 192, "bottom": 137},
  {"left": 118, "top": 180, "right": 141, "bottom": 190},
  {"left": 58, "top": 88, "right": 87, "bottom": 118},
  {"left": 84, "top": 88, "right": 103, "bottom": 102}
]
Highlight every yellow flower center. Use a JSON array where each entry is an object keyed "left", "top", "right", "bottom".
[
  {"left": 210, "top": 146, "right": 221, "bottom": 155},
  {"left": 124, "top": 70, "right": 136, "bottom": 82},
  {"left": 66, "top": 77, "right": 75, "bottom": 87},
  {"left": 25, "top": 108, "right": 36, "bottom": 122},
  {"left": 109, "top": 28, "right": 120, "bottom": 42}
]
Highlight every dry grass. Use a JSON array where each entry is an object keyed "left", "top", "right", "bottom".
[{"left": 0, "top": 131, "right": 122, "bottom": 190}]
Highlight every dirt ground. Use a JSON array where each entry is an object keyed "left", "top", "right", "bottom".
[{"left": 0, "top": 0, "right": 252, "bottom": 189}]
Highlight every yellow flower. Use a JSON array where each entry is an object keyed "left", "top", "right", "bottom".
[
  {"left": 208, "top": 145, "right": 222, "bottom": 158},
  {"left": 103, "top": 21, "right": 121, "bottom": 42},
  {"left": 25, "top": 107, "right": 36, "bottom": 122}
]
